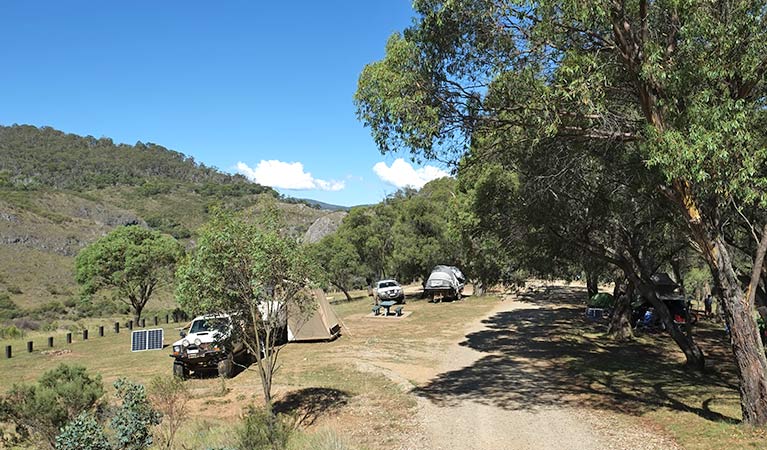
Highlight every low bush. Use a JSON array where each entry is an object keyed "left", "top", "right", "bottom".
[
  {"left": 0, "top": 324, "right": 24, "bottom": 339},
  {"left": 236, "top": 405, "right": 295, "bottom": 450},
  {"left": 0, "top": 364, "right": 104, "bottom": 449},
  {"left": 55, "top": 412, "right": 110, "bottom": 450},
  {"left": 149, "top": 376, "right": 189, "bottom": 450},
  {"left": 6, "top": 285, "right": 22, "bottom": 295},
  {"left": 0, "top": 293, "right": 21, "bottom": 320}
]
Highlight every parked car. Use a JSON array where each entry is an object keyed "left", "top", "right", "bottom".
[
  {"left": 424, "top": 265, "right": 465, "bottom": 302},
  {"left": 373, "top": 279, "right": 405, "bottom": 304},
  {"left": 170, "top": 314, "right": 249, "bottom": 379}
]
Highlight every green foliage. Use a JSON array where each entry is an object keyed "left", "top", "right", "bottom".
[
  {"left": 309, "top": 233, "right": 365, "bottom": 296},
  {"left": 235, "top": 405, "right": 294, "bottom": 450},
  {"left": 176, "top": 211, "right": 319, "bottom": 317},
  {"left": 0, "top": 324, "right": 24, "bottom": 339},
  {"left": 176, "top": 210, "right": 320, "bottom": 410},
  {"left": 110, "top": 378, "right": 161, "bottom": 450},
  {"left": 145, "top": 216, "right": 192, "bottom": 239},
  {"left": 0, "top": 293, "right": 21, "bottom": 320},
  {"left": 75, "top": 225, "right": 183, "bottom": 321},
  {"left": 55, "top": 412, "right": 110, "bottom": 450},
  {"left": 683, "top": 266, "right": 713, "bottom": 298},
  {"left": 325, "top": 177, "right": 459, "bottom": 285},
  {"left": 0, "top": 125, "right": 276, "bottom": 195},
  {"left": 0, "top": 364, "right": 104, "bottom": 448}
]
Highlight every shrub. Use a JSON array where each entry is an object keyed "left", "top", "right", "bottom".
[
  {"left": 6, "top": 285, "right": 22, "bottom": 295},
  {"left": 55, "top": 412, "right": 110, "bottom": 450},
  {"left": 149, "top": 376, "right": 189, "bottom": 450},
  {"left": 110, "top": 378, "right": 161, "bottom": 450},
  {"left": 236, "top": 405, "right": 295, "bottom": 450},
  {"left": 0, "top": 364, "right": 104, "bottom": 449},
  {"left": 0, "top": 293, "right": 21, "bottom": 320},
  {"left": 0, "top": 324, "right": 23, "bottom": 339}
]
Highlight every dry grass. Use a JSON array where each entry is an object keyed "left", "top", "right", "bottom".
[{"left": 2, "top": 283, "right": 761, "bottom": 449}]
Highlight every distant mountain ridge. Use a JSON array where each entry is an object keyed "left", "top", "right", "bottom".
[{"left": 296, "top": 198, "right": 351, "bottom": 212}]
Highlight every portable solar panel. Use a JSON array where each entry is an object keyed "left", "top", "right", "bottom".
[
  {"left": 131, "top": 329, "right": 164, "bottom": 352},
  {"left": 147, "top": 329, "right": 164, "bottom": 350}
]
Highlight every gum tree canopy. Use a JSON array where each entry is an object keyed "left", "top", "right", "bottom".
[
  {"left": 356, "top": 0, "right": 767, "bottom": 425},
  {"left": 75, "top": 225, "right": 183, "bottom": 324}
]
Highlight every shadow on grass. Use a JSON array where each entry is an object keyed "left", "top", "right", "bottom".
[
  {"left": 413, "top": 285, "right": 741, "bottom": 424},
  {"left": 274, "top": 387, "right": 350, "bottom": 426}
]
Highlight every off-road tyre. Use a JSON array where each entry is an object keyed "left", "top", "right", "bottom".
[
  {"left": 173, "top": 361, "right": 188, "bottom": 380},
  {"left": 217, "top": 355, "right": 234, "bottom": 378}
]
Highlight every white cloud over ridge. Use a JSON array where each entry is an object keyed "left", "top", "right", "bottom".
[
  {"left": 373, "top": 158, "right": 449, "bottom": 189},
  {"left": 236, "top": 160, "right": 345, "bottom": 191}
]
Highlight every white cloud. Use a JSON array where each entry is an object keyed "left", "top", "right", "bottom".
[
  {"left": 236, "top": 160, "right": 345, "bottom": 191},
  {"left": 373, "top": 158, "right": 449, "bottom": 189}
]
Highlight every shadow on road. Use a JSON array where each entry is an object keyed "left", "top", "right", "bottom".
[{"left": 413, "top": 285, "right": 740, "bottom": 423}]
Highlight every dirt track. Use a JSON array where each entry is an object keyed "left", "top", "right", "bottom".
[{"left": 388, "top": 293, "right": 682, "bottom": 450}]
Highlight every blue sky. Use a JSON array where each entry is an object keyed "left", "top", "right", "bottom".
[{"left": 0, "top": 1, "right": 450, "bottom": 206}]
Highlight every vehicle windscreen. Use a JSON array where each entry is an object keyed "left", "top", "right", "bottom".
[
  {"left": 189, "top": 318, "right": 229, "bottom": 334},
  {"left": 378, "top": 281, "right": 397, "bottom": 288}
]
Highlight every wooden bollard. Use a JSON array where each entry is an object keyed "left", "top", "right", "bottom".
[
  {"left": 165, "top": 314, "right": 169, "bottom": 324},
  {"left": 154, "top": 316, "right": 158, "bottom": 326},
  {"left": 5, "top": 345, "right": 10, "bottom": 359},
  {"left": 48, "top": 336, "right": 54, "bottom": 348},
  {"left": 141, "top": 318, "right": 146, "bottom": 328},
  {"left": 27, "top": 341, "right": 33, "bottom": 353},
  {"left": 66, "top": 333, "right": 72, "bottom": 344},
  {"left": 114, "top": 322, "right": 120, "bottom": 334},
  {"left": 128, "top": 320, "right": 133, "bottom": 330},
  {"left": 82, "top": 329, "right": 88, "bottom": 340},
  {"left": 99, "top": 326, "right": 104, "bottom": 337}
]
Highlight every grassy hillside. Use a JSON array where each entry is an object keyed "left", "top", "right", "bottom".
[{"left": 0, "top": 125, "right": 338, "bottom": 320}]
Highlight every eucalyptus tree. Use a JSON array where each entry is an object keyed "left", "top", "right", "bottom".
[
  {"left": 355, "top": 0, "right": 767, "bottom": 422},
  {"left": 75, "top": 225, "right": 183, "bottom": 324},
  {"left": 175, "top": 212, "right": 318, "bottom": 417}
]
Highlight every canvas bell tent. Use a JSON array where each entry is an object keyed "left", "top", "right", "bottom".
[{"left": 287, "top": 288, "right": 341, "bottom": 342}]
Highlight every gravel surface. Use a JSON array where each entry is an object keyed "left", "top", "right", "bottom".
[{"left": 386, "top": 296, "right": 683, "bottom": 450}]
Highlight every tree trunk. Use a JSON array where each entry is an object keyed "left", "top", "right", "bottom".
[
  {"left": 474, "top": 280, "right": 486, "bottom": 297},
  {"left": 671, "top": 258, "right": 695, "bottom": 338},
  {"left": 586, "top": 270, "right": 599, "bottom": 299},
  {"left": 133, "top": 303, "right": 143, "bottom": 325},
  {"left": 331, "top": 282, "right": 353, "bottom": 302},
  {"left": 706, "top": 235, "right": 767, "bottom": 425},
  {"left": 608, "top": 282, "right": 634, "bottom": 341},
  {"left": 628, "top": 271, "right": 706, "bottom": 371}
]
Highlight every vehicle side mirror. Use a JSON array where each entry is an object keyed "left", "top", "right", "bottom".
[{"left": 179, "top": 331, "right": 186, "bottom": 338}]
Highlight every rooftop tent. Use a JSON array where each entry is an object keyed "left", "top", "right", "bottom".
[{"left": 287, "top": 289, "right": 341, "bottom": 342}]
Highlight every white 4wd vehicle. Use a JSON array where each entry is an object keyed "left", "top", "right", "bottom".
[
  {"left": 170, "top": 314, "right": 248, "bottom": 379},
  {"left": 373, "top": 279, "right": 405, "bottom": 304}
]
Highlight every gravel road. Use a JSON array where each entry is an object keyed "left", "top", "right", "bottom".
[{"left": 407, "top": 295, "right": 682, "bottom": 450}]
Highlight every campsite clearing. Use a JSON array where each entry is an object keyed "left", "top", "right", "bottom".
[{"left": 1, "top": 283, "right": 763, "bottom": 449}]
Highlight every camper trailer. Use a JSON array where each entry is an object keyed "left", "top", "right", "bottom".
[{"left": 424, "top": 265, "right": 465, "bottom": 302}]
